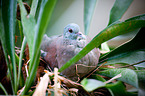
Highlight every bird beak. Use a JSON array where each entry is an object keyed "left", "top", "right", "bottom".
[{"left": 77, "top": 32, "right": 86, "bottom": 39}]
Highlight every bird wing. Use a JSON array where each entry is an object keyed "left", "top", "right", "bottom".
[
  {"left": 40, "top": 34, "right": 62, "bottom": 69},
  {"left": 40, "top": 34, "right": 62, "bottom": 51}
]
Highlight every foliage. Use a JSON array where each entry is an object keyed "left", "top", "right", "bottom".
[
  {"left": 0, "top": 0, "right": 145, "bottom": 95},
  {"left": 0, "top": 0, "right": 17, "bottom": 94},
  {"left": 0, "top": 0, "right": 56, "bottom": 95}
]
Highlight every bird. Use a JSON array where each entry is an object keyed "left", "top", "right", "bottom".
[{"left": 40, "top": 23, "right": 100, "bottom": 81}]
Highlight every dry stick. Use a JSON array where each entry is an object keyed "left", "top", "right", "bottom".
[
  {"left": 25, "top": 59, "right": 30, "bottom": 77},
  {"left": 75, "top": 64, "right": 96, "bottom": 82},
  {"left": 104, "top": 73, "right": 122, "bottom": 84},
  {"left": 75, "top": 65, "right": 80, "bottom": 82},
  {"left": 119, "top": 60, "right": 145, "bottom": 68},
  {"left": 98, "top": 58, "right": 109, "bottom": 64},
  {"left": 86, "top": 62, "right": 107, "bottom": 78},
  {"left": 17, "top": 86, "right": 25, "bottom": 96},
  {"left": 54, "top": 68, "right": 60, "bottom": 96},
  {"left": 86, "top": 60, "right": 145, "bottom": 78}
]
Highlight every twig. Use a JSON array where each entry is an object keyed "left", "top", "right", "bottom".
[
  {"left": 86, "top": 62, "right": 107, "bottom": 78},
  {"left": 104, "top": 73, "right": 122, "bottom": 84},
  {"left": 25, "top": 59, "right": 30, "bottom": 77},
  {"left": 54, "top": 68, "right": 61, "bottom": 96},
  {"left": 75, "top": 65, "right": 80, "bottom": 82},
  {"left": 17, "top": 86, "right": 25, "bottom": 96},
  {"left": 98, "top": 58, "right": 108, "bottom": 64},
  {"left": 119, "top": 60, "right": 145, "bottom": 68},
  {"left": 75, "top": 64, "right": 96, "bottom": 82}
]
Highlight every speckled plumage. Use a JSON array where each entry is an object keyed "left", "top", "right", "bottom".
[{"left": 40, "top": 23, "right": 100, "bottom": 81}]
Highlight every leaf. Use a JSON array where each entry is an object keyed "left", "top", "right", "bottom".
[
  {"left": 28, "top": 0, "right": 57, "bottom": 80},
  {"left": 135, "top": 70, "right": 145, "bottom": 95},
  {"left": 0, "top": 0, "right": 17, "bottom": 94},
  {"left": 108, "top": 0, "right": 133, "bottom": 25},
  {"left": 84, "top": 0, "right": 97, "bottom": 35},
  {"left": 59, "top": 15, "right": 145, "bottom": 72},
  {"left": 28, "top": 0, "right": 57, "bottom": 72},
  {"left": 97, "top": 69, "right": 145, "bottom": 95},
  {"left": 18, "top": 0, "right": 36, "bottom": 58},
  {"left": 101, "top": 42, "right": 110, "bottom": 52},
  {"left": 106, "top": 81, "right": 135, "bottom": 96},
  {"left": 97, "top": 68, "right": 138, "bottom": 88},
  {"left": 104, "top": 0, "right": 133, "bottom": 53},
  {"left": 17, "top": 37, "right": 27, "bottom": 87},
  {"left": 19, "top": 0, "right": 57, "bottom": 94},
  {"left": 81, "top": 78, "right": 134, "bottom": 96},
  {"left": 81, "top": 78, "right": 106, "bottom": 92},
  {"left": 0, "top": 83, "right": 8, "bottom": 95},
  {"left": 126, "top": 14, "right": 145, "bottom": 21},
  {"left": 94, "top": 75, "right": 106, "bottom": 82},
  {"left": 99, "top": 27, "right": 145, "bottom": 68},
  {"left": 30, "top": 0, "right": 38, "bottom": 17}
]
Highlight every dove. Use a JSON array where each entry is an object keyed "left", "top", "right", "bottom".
[{"left": 40, "top": 23, "right": 100, "bottom": 81}]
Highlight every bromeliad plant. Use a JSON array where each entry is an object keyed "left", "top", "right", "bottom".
[
  {"left": 0, "top": 0, "right": 57, "bottom": 95},
  {"left": 0, "top": 0, "right": 145, "bottom": 95}
]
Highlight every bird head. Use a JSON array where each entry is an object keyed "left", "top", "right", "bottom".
[{"left": 63, "top": 23, "right": 83, "bottom": 40}]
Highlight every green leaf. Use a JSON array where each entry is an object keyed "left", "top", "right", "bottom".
[
  {"left": 28, "top": 0, "right": 57, "bottom": 75},
  {"left": 99, "top": 27, "right": 145, "bottom": 68},
  {"left": 94, "top": 75, "right": 106, "bottom": 82},
  {"left": 135, "top": 70, "right": 145, "bottom": 95},
  {"left": 106, "top": 81, "right": 136, "bottom": 96},
  {"left": 101, "top": 42, "right": 110, "bottom": 52},
  {"left": 0, "top": 0, "right": 17, "bottom": 94},
  {"left": 97, "top": 68, "right": 138, "bottom": 88},
  {"left": 105, "top": 0, "right": 133, "bottom": 53},
  {"left": 97, "top": 69, "right": 145, "bottom": 95},
  {"left": 0, "top": 83, "right": 8, "bottom": 95},
  {"left": 59, "top": 16, "right": 145, "bottom": 72},
  {"left": 17, "top": 37, "right": 27, "bottom": 87},
  {"left": 17, "top": 20, "right": 24, "bottom": 43},
  {"left": 108, "top": 0, "right": 133, "bottom": 25},
  {"left": 126, "top": 14, "right": 145, "bottom": 21},
  {"left": 18, "top": 0, "right": 36, "bottom": 58},
  {"left": 84, "top": 0, "right": 97, "bottom": 35},
  {"left": 81, "top": 78, "right": 134, "bottom": 96},
  {"left": 22, "top": 51, "right": 40, "bottom": 95},
  {"left": 81, "top": 78, "right": 106, "bottom": 92},
  {"left": 19, "top": 0, "right": 57, "bottom": 94},
  {"left": 30, "top": 0, "right": 38, "bottom": 17}
]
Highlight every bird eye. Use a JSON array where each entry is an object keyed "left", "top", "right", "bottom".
[{"left": 68, "top": 28, "right": 73, "bottom": 33}]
